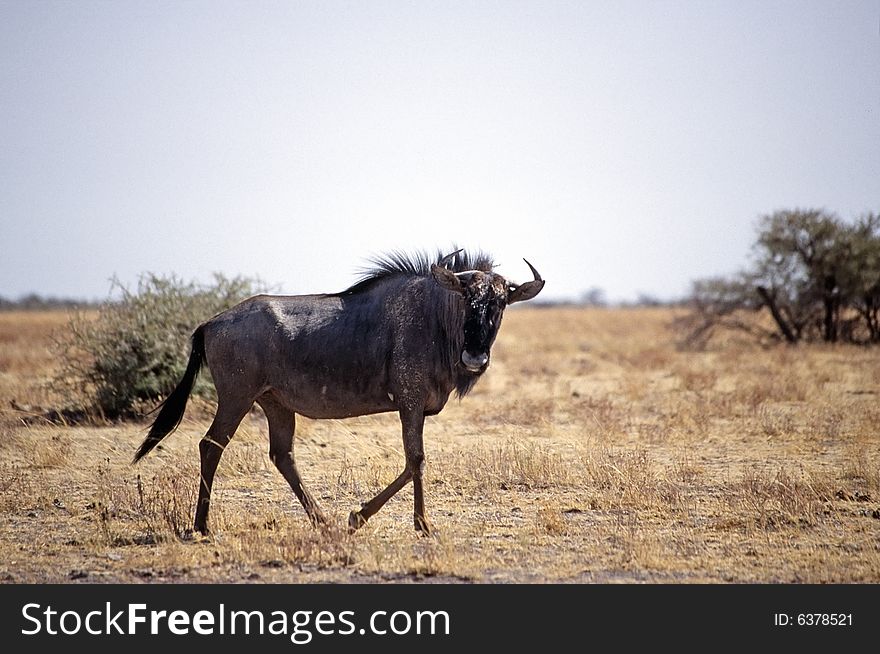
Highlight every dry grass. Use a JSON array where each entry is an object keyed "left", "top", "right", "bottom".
[
  {"left": 0, "top": 311, "right": 70, "bottom": 414},
  {"left": 1, "top": 306, "right": 879, "bottom": 583}
]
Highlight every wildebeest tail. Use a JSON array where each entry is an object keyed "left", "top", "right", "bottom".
[{"left": 133, "top": 326, "right": 205, "bottom": 463}]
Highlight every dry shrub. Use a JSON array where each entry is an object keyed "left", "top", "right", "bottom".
[
  {"left": 752, "top": 403, "right": 846, "bottom": 441},
  {"left": 849, "top": 404, "right": 880, "bottom": 439},
  {"left": 756, "top": 405, "right": 798, "bottom": 438},
  {"left": 403, "top": 538, "right": 462, "bottom": 578},
  {"left": 722, "top": 467, "right": 833, "bottom": 531},
  {"left": 229, "top": 521, "right": 356, "bottom": 570},
  {"left": 807, "top": 404, "right": 845, "bottom": 441},
  {"left": 357, "top": 533, "right": 465, "bottom": 579},
  {"left": 0, "top": 428, "right": 73, "bottom": 468},
  {"left": 584, "top": 448, "right": 682, "bottom": 511},
  {"left": 451, "top": 441, "right": 575, "bottom": 492},
  {"left": 611, "top": 527, "right": 667, "bottom": 570},
  {"left": 31, "top": 434, "right": 73, "bottom": 468},
  {"left": 89, "top": 462, "right": 199, "bottom": 545},
  {"left": 730, "top": 377, "right": 800, "bottom": 409},
  {"left": 842, "top": 444, "right": 880, "bottom": 494}
]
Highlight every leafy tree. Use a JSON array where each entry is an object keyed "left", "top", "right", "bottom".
[
  {"left": 751, "top": 209, "right": 848, "bottom": 342},
  {"left": 681, "top": 208, "right": 880, "bottom": 347},
  {"left": 842, "top": 213, "right": 880, "bottom": 342}
]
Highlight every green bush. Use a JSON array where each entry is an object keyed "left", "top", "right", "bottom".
[{"left": 54, "top": 273, "right": 268, "bottom": 419}]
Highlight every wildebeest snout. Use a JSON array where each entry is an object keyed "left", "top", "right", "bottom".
[{"left": 461, "top": 350, "right": 489, "bottom": 372}]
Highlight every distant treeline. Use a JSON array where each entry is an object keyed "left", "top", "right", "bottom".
[
  {"left": 0, "top": 293, "right": 98, "bottom": 311},
  {"left": 3, "top": 289, "right": 680, "bottom": 312},
  {"left": 531, "top": 289, "right": 682, "bottom": 309}
]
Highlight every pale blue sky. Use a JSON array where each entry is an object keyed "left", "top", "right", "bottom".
[{"left": 1, "top": 0, "right": 878, "bottom": 302}]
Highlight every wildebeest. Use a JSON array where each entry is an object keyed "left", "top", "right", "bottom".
[{"left": 133, "top": 249, "right": 544, "bottom": 535}]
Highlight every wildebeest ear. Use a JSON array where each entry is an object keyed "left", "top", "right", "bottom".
[{"left": 431, "top": 264, "right": 465, "bottom": 293}]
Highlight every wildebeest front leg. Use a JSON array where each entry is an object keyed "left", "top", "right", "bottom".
[
  {"left": 407, "top": 413, "right": 431, "bottom": 535},
  {"left": 349, "top": 407, "right": 431, "bottom": 534}
]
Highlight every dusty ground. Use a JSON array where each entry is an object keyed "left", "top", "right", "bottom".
[{"left": 1, "top": 307, "right": 878, "bottom": 583}]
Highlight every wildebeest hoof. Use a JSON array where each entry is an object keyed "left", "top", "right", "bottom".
[
  {"left": 184, "top": 528, "right": 212, "bottom": 543},
  {"left": 190, "top": 523, "right": 211, "bottom": 537},
  {"left": 348, "top": 511, "right": 367, "bottom": 533},
  {"left": 414, "top": 516, "right": 433, "bottom": 536}
]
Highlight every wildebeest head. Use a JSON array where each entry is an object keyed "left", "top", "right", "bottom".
[{"left": 431, "top": 251, "right": 545, "bottom": 373}]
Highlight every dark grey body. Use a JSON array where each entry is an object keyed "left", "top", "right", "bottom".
[
  {"left": 134, "top": 250, "right": 544, "bottom": 535},
  {"left": 205, "top": 277, "right": 462, "bottom": 420}
]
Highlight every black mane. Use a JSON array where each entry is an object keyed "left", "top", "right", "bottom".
[{"left": 338, "top": 248, "right": 495, "bottom": 296}]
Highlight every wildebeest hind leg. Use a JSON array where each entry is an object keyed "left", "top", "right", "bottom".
[
  {"left": 194, "top": 398, "right": 252, "bottom": 535},
  {"left": 348, "top": 467, "right": 413, "bottom": 533},
  {"left": 259, "top": 396, "right": 327, "bottom": 527}
]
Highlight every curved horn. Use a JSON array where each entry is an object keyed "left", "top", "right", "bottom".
[
  {"left": 508, "top": 258, "right": 545, "bottom": 304},
  {"left": 523, "top": 258, "right": 542, "bottom": 283}
]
